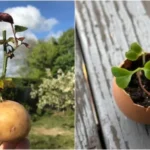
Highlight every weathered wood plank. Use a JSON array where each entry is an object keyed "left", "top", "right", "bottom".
[
  {"left": 75, "top": 32, "right": 101, "bottom": 149},
  {"left": 76, "top": 1, "right": 150, "bottom": 149}
]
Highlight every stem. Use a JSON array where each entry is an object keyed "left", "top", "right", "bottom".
[
  {"left": 2, "top": 56, "right": 8, "bottom": 78},
  {"left": 142, "top": 52, "right": 146, "bottom": 66},
  {"left": 1, "top": 30, "right": 8, "bottom": 79},
  {"left": 136, "top": 71, "right": 150, "bottom": 96},
  {"left": 132, "top": 67, "right": 143, "bottom": 74}
]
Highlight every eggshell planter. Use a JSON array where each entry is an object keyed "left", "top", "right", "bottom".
[{"left": 112, "top": 59, "right": 150, "bottom": 124}]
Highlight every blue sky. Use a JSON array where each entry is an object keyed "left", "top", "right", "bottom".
[{"left": 0, "top": 1, "right": 74, "bottom": 40}]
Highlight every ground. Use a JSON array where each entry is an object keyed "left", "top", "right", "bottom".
[{"left": 28, "top": 111, "right": 74, "bottom": 149}]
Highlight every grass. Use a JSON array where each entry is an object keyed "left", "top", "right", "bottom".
[
  {"left": 29, "top": 134, "right": 74, "bottom": 149},
  {"left": 28, "top": 110, "right": 74, "bottom": 149},
  {"left": 32, "top": 111, "right": 74, "bottom": 129}
]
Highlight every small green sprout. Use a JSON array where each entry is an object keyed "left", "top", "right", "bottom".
[{"left": 111, "top": 42, "right": 150, "bottom": 89}]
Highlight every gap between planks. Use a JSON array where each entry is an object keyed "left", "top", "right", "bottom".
[{"left": 76, "top": 26, "right": 107, "bottom": 149}]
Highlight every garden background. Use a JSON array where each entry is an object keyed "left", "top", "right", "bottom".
[{"left": 0, "top": 2, "right": 74, "bottom": 149}]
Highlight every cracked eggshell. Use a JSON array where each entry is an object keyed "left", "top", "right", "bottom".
[{"left": 112, "top": 59, "right": 150, "bottom": 124}]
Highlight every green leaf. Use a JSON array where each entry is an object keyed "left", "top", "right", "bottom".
[
  {"left": 116, "top": 75, "right": 132, "bottom": 89},
  {"left": 125, "top": 42, "right": 143, "bottom": 61},
  {"left": 125, "top": 51, "right": 139, "bottom": 61},
  {"left": 7, "top": 37, "right": 15, "bottom": 43},
  {"left": 112, "top": 67, "right": 133, "bottom": 88},
  {"left": 144, "top": 61, "right": 150, "bottom": 79},
  {"left": 15, "top": 25, "right": 28, "bottom": 33},
  {"left": 130, "top": 42, "right": 142, "bottom": 53},
  {"left": 111, "top": 67, "right": 133, "bottom": 77},
  {"left": 0, "top": 40, "right": 5, "bottom": 45}
]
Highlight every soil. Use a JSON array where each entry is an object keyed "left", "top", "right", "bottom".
[{"left": 122, "top": 54, "right": 150, "bottom": 107}]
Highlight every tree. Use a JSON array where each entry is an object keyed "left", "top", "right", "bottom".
[
  {"left": 52, "top": 29, "right": 74, "bottom": 75},
  {"left": 19, "top": 28, "right": 74, "bottom": 79},
  {"left": 20, "top": 41, "right": 58, "bottom": 78}
]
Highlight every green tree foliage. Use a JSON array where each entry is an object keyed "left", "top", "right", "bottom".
[
  {"left": 20, "top": 28, "right": 74, "bottom": 79},
  {"left": 52, "top": 29, "right": 74, "bottom": 75},
  {"left": 26, "top": 41, "right": 58, "bottom": 78},
  {"left": 58, "top": 28, "right": 74, "bottom": 55}
]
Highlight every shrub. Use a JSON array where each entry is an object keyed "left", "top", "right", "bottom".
[{"left": 30, "top": 67, "right": 75, "bottom": 111}]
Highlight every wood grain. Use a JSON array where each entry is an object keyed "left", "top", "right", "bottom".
[
  {"left": 75, "top": 33, "right": 101, "bottom": 149},
  {"left": 76, "top": 1, "right": 150, "bottom": 149}
]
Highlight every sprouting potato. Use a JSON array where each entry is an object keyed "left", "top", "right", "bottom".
[
  {"left": 0, "top": 100, "right": 31, "bottom": 142},
  {"left": 0, "top": 13, "right": 31, "bottom": 143}
]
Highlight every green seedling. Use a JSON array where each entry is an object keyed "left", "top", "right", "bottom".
[{"left": 111, "top": 43, "right": 150, "bottom": 95}]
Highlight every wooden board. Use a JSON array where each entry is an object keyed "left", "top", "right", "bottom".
[
  {"left": 75, "top": 32, "right": 102, "bottom": 149},
  {"left": 76, "top": 1, "right": 150, "bottom": 149}
]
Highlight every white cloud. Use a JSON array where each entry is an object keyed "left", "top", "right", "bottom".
[
  {"left": 0, "top": 5, "right": 59, "bottom": 40},
  {"left": 17, "top": 31, "right": 38, "bottom": 42},
  {"left": 4, "top": 5, "right": 58, "bottom": 31},
  {"left": 45, "top": 30, "right": 63, "bottom": 40},
  {"left": 0, "top": 22, "right": 13, "bottom": 36},
  {"left": 0, "top": 5, "right": 60, "bottom": 77}
]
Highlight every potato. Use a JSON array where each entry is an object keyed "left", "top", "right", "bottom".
[{"left": 0, "top": 100, "right": 31, "bottom": 142}]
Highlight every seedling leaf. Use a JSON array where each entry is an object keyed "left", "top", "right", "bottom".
[
  {"left": 15, "top": 25, "right": 28, "bottom": 33},
  {"left": 144, "top": 61, "right": 150, "bottom": 79},
  {"left": 125, "top": 42, "right": 143, "bottom": 61},
  {"left": 112, "top": 67, "right": 133, "bottom": 88},
  {"left": 130, "top": 42, "right": 142, "bottom": 53},
  {"left": 116, "top": 75, "right": 132, "bottom": 89},
  {"left": 125, "top": 51, "right": 139, "bottom": 61},
  {"left": 111, "top": 67, "right": 133, "bottom": 77}
]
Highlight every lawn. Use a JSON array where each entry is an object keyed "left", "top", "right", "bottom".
[{"left": 28, "top": 111, "right": 74, "bottom": 149}]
